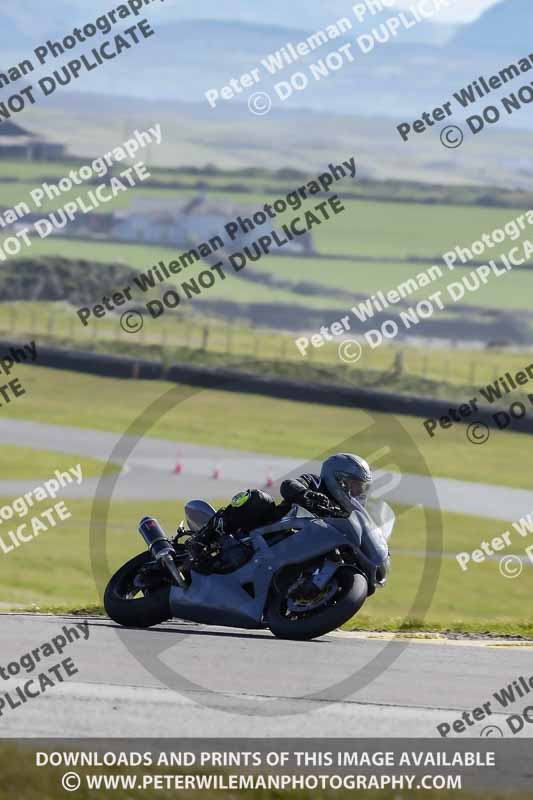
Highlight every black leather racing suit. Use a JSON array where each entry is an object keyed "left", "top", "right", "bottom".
[
  {"left": 187, "top": 488, "right": 291, "bottom": 565},
  {"left": 280, "top": 473, "right": 336, "bottom": 514},
  {"left": 188, "top": 481, "right": 337, "bottom": 565}
]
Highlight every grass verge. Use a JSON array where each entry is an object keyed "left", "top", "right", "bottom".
[{"left": 0, "top": 446, "right": 118, "bottom": 480}]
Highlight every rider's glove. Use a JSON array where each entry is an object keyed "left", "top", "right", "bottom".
[
  {"left": 304, "top": 491, "right": 345, "bottom": 516},
  {"left": 304, "top": 490, "right": 332, "bottom": 512}
]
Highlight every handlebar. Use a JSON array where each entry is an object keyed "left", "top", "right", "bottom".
[{"left": 310, "top": 503, "right": 346, "bottom": 518}]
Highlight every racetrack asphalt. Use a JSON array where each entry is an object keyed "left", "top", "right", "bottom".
[
  {"left": 1, "top": 614, "right": 532, "bottom": 738},
  {"left": 1, "top": 420, "right": 532, "bottom": 738}
]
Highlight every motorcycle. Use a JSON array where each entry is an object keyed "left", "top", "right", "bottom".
[{"left": 104, "top": 496, "right": 394, "bottom": 641}]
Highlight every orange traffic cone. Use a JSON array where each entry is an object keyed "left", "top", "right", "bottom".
[
  {"left": 173, "top": 450, "right": 183, "bottom": 474},
  {"left": 212, "top": 464, "right": 221, "bottom": 480},
  {"left": 266, "top": 467, "right": 274, "bottom": 488}
]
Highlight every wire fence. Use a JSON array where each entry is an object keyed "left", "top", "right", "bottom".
[{"left": 0, "top": 303, "right": 530, "bottom": 390}]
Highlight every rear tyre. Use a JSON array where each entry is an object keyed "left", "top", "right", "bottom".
[
  {"left": 266, "top": 567, "right": 367, "bottom": 641},
  {"left": 104, "top": 551, "right": 171, "bottom": 628}
]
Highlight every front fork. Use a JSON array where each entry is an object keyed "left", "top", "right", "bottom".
[{"left": 310, "top": 558, "right": 342, "bottom": 591}]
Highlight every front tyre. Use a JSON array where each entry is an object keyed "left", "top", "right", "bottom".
[
  {"left": 266, "top": 567, "right": 367, "bottom": 641},
  {"left": 104, "top": 551, "right": 171, "bottom": 628}
]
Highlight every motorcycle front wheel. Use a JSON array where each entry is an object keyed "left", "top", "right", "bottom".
[
  {"left": 104, "top": 551, "right": 171, "bottom": 628},
  {"left": 266, "top": 567, "right": 367, "bottom": 641}
]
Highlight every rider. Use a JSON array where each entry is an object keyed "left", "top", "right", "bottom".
[
  {"left": 280, "top": 453, "right": 373, "bottom": 515},
  {"left": 187, "top": 453, "right": 372, "bottom": 562},
  {"left": 185, "top": 488, "right": 289, "bottom": 563}
]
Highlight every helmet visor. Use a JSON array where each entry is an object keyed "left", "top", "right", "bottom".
[{"left": 336, "top": 472, "right": 371, "bottom": 504}]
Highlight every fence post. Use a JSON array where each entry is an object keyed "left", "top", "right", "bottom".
[
  {"left": 225, "top": 321, "right": 232, "bottom": 354},
  {"left": 392, "top": 351, "right": 404, "bottom": 377},
  {"left": 201, "top": 325, "right": 209, "bottom": 351}
]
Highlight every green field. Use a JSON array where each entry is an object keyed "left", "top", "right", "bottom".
[
  {"left": 3, "top": 152, "right": 533, "bottom": 319},
  {"left": 0, "top": 446, "right": 117, "bottom": 480},
  {"left": 7, "top": 190, "right": 532, "bottom": 266},
  {"left": 7, "top": 238, "right": 339, "bottom": 311},
  {"left": 244, "top": 253, "right": 533, "bottom": 312},
  {"left": 0, "top": 161, "right": 524, "bottom": 402},
  {"left": 308, "top": 198, "right": 532, "bottom": 259},
  {"left": 13, "top": 241, "right": 533, "bottom": 316},
  {"left": 6, "top": 202, "right": 533, "bottom": 313}
]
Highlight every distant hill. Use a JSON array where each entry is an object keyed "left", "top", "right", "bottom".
[
  {"left": 0, "top": 121, "right": 33, "bottom": 137},
  {"left": 2, "top": 0, "right": 532, "bottom": 127}
]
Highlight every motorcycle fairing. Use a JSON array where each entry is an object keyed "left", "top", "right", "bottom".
[{"left": 168, "top": 514, "right": 352, "bottom": 629}]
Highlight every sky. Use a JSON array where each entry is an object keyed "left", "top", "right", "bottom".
[
  {"left": 159, "top": 0, "right": 505, "bottom": 26},
  {"left": 5, "top": 0, "right": 506, "bottom": 38},
  {"left": 153, "top": 0, "right": 504, "bottom": 25},
  {"left": 395, "top": 0, "right": 502, "bottom": 23}
]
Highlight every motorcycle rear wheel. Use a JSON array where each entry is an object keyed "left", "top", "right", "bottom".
[
  {"left": 104, "top": 551, "right": 171, "bottom": 628},
  {"left": 266, "top": 567, "right": 367, "bottom": 641}
]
